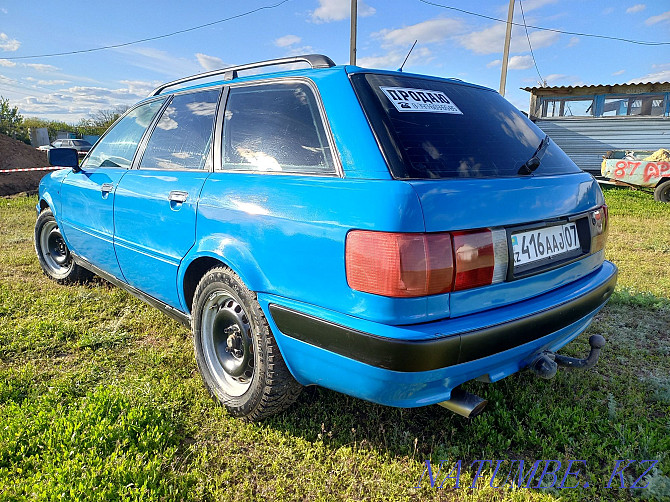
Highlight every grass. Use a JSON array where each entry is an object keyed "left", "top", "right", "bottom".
[{"left": 0, "top": 187, "right": 668, "bottom": 501}]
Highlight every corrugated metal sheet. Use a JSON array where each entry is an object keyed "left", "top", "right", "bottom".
[
  {"left": 533, "top": 117, "right": 670, "bottom": 173},
  {"left": 523, "top": 82, "right": 670, "bottom": 92}
]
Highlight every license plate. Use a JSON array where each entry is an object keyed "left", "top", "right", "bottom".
[{"left": 512, "top": 223, "right": 580, "bottom": 267}]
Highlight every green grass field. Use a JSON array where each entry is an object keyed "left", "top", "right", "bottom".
[{"left": 0, "top": 187, "right": 668, "bottom": 501}]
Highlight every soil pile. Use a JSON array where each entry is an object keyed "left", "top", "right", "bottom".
[{"left": 0, "top": 134, "right": 50, "bottom": 196}]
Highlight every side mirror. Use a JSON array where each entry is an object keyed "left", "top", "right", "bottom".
[{"left": 47, "top": 148, "right": 80, "bottom": 172}]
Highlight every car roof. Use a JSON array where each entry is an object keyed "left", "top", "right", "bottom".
[{"left": 144, "top": 54, "right": 494, "bottom": 100}]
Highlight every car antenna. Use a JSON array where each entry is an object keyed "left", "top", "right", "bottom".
[{"left": 397, "top": 40, "right": 417, "bottom": 72}]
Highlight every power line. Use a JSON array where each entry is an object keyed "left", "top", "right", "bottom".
[
  {"left": 3, "top": 0, "right": 292, "bottom": 61},
  {"left": 417, "top": 0, "right": 670, "bottom": 46},
  {"left": 518, "top": 0, "right": 544, "bottom": 85}
]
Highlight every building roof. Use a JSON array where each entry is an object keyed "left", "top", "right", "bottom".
[{"left": 523, "top": 82, "right": 670, "bottom": 95}]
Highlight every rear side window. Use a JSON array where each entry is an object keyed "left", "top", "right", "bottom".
[
  {"left": 221, "top": 81, "right": 335, "bottom": 174},
  {"left": 140, "top": 88, "right": 220, "bottom": 170},
  {"left": 82, "top": 98, "right": 166, "bottom": 169},
  {"left": 351, "top": 73, "right": 581, "bottom": 179}
]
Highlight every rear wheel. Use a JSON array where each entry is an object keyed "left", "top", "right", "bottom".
[
  {"left": 192, "top": 266, "right": 302, "bottom": 420},
  {"left": 34, "top": 209, "right": 92, "bottom": 283},
  {"left": 654, "top": 180, "right": 670, "bottom": 203}
]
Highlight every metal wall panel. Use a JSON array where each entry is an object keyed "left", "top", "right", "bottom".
[{"left": 533, "top": 117, "right": 670, "bottom": 174}]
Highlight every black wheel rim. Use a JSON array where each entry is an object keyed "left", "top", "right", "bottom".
[
  {"left": 201, "top": 291, "right": 255, "bottom": 397},
  {"left": 39, "top": 220, "right": 72, "bottom": 276}
]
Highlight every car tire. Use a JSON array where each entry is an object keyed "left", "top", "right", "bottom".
[
  {"left": 34, "top": 208, "right": 93, "bottom": 283},
  {"left": 654, "top": 180, "right": 670, "bottom": 203},
  {"left": 192, "top": 266, "right": 302, "bottom": 420}
]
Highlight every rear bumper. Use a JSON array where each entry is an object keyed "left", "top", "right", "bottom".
[{"left": 259, "top": 260, "right": 617, "bottom": 407}]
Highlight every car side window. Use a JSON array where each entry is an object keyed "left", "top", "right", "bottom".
[
  {"left": 221, "top": 81, "right": 335, "bottom": 174},
  {"left": 81, "top": 98, "right": 166, "bottom": 169},
  {"left": 139, "top": 88, "right": 220, "bottom": 171},
  {"left": 52, "top": 140, "right": 62, "bottom": 148}
]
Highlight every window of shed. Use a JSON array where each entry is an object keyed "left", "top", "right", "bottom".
[
  {"left": 541, "top": 98, "right": 594, "bottom": 117},
  {"left": 603, "top": 95, "right": 665, "bottom": 116}
]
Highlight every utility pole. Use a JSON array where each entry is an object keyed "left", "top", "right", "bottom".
[
  {"left": 499, "top": 0, "right": 515, "bottom": 96},
  {"left": 350, "top": 0, "right": 357, "bottom": 65}
]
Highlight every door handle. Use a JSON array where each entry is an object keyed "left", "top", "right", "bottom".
[
  {"left": 168, "top": 190, "right": 188, "bottom": 203},
  {"left": 101, "top": 183, "right": 114, "bottom": 193}
]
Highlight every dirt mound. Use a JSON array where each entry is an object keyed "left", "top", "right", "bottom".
[{"left": 0, "top": 134, "right": 50, "bottom": 196}]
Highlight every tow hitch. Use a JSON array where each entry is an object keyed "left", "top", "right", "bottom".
[{"left": 530, "top": 335, "right": 606, "bottom": 379}]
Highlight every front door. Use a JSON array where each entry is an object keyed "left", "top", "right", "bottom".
[
  {"left": 59, "top": 98, "right": 166, "bottom": 278},
  {"left": 113, "top": 88, "right": 221, "bottom": 309}
]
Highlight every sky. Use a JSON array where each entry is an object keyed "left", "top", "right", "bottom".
[{"left": 0, "top": 0, "right": 668, "bottom": 122}]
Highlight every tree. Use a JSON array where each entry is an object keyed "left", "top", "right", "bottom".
[
  {"left": 90, "top": 105, "right": 130, "bottom": 133},
  {"left": 0, "top": 96, "right": 23, "bottom": 138}
]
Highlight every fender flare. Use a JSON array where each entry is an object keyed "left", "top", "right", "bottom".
[{"left": 177, "top": 235, "right": 270, "bottom": 311}]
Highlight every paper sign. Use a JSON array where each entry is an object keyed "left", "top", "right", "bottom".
[{"left": 380, "top": 86, "right": 463, "bottom": 114}]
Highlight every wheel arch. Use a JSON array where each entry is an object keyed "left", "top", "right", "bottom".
[
  {"left": 179, "top": 247, "right": 269, "bottom": 313},
  {"left": 656, "top": 176, "right": 670, "bottom": 187},
  {"left": 39, "top": 192, "right": 57, "bottom": 217}
]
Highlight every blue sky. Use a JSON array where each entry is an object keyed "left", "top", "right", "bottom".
[{"left": 0, "top": 0, "right": 668, "bottom": 122}]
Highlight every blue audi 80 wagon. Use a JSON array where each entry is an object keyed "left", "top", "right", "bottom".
[{"left": 35, "top": 55, "right": 617, "bottom": 420}]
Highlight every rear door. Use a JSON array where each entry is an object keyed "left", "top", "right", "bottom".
[
  {"left": 59, "top": 98, "right": 166, "bottom": 278},
  {"left": 113, "top": 87, "right": 221, "bottom": 309}
]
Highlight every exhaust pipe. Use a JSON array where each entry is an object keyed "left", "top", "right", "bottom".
[{"left": 437, "top": 388, "right": 488, "bottom": 418}]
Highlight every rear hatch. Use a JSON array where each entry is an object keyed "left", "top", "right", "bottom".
[{"left": 349, "top": 71, "right": 608, "bottom": 316}]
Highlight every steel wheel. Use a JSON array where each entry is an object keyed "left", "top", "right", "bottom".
[
  {"left": 35, "top": 208, "right": 93, "bottom": 284},
  {"left": 200, "top": 291, "right": 256, "bottom": 397},
  {"left": 192, "top": 266, "right": 302, "bottom": 420},
  {"left": 38, "top": 219, "right": 73, "bottom": 277}
]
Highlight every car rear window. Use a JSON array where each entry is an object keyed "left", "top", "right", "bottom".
[
  {"left": 221, "top": 81, "right": 335, "bottom": 175},
  {"left": 350, "top": 73, "right": 581, "bottom": 179}
]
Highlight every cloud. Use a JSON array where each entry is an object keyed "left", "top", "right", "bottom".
[
  {"left": 119, "top": 79, "right": 157, "bottom": 96},
  {"left": 0, "top": 32, "right": 20, "bottom": 52},
  {"left": 195, "top": 53, "right": 225, "bottom": 71},
  {"left": 374, "top": 18, "right": 464, "bottom": 47},
  {"left": 566, "top": 37, "right": 579, "bottom": 47},
  {"left": 458, "top": 22, "right": 560, "bottom": 55},
  {"left": 543, "top": 74, "right": 566, "bottom": 86},
  {"left": 275, "top": 34, "right": 301, "bottom": 47},
  {"left": 645, "top": 10, "right": 670, "bottom": 25},
  {"left": 12, "top": 77, "right": 163, "bottom": 121},
  {"left": 519, "top": 0, "right": 559, "bottom": 12},
  {"left": 37, "top": 80, "right": 70, "bottom": 86},
  {"left": 25, "top": 63, "right": 59, "bottom": 72},
  {"left": 626, "top": 4, "right": 646, "bottom": 14},
  {"left": 114, "top": 46, "right": 201, "bottom": 77},
  {"left": 0, "top": 73, "right": 16, "bottom": 85},
  {"left": 311, "top": 0, "right": 375, "bottom": 23},
  {"left": 487, "top": 59, "right": 501, "bottom": 68},
  {"left": 628, "top": 69, "right": 670, "bottom": 83},
  {"left": 287, "top": 45, "right": 314, "bottom": 55},
  {"left": 0, "top": 58, "right": 15, "bottom": 67},
  {"left": 508, "top": 55, "right": 534, "bottom": 70},
  {"left": 357, "top": 47, "right": 433, "bottom": 70},
  {"left": 612, "top": 69, "right": 626, "bottom": 76}
]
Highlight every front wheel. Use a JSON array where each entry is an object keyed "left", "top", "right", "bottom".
[
  {"left": 192, "top": 266, "right": 302, "bottom": 420},
  {"left": 34, "top": 209, "right": 92, "bottom": 283},
  {"left": 654, "top": 180, "right": 670, "bottom": 203}
]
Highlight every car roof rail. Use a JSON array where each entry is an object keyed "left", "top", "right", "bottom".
[{"left": 148, "top": 54, "right": 336, "bottom": 96}]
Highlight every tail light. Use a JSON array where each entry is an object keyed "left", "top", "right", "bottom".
[
  {"left": 345, "top": 231, "right": 453, "bottom": 297},
  {"left": 346, "top": 228, "right": 508, "bottom": 297},
  {"left": 591, "top": 204, "right": 609, "bottom": 253}
]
